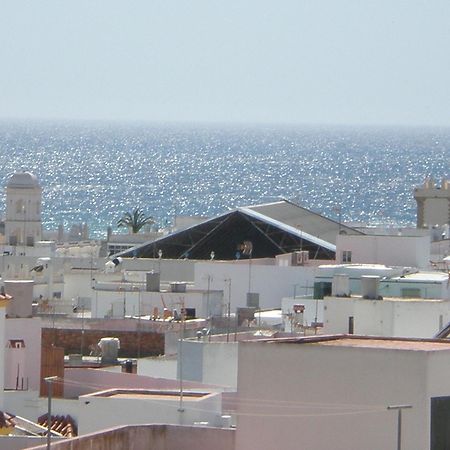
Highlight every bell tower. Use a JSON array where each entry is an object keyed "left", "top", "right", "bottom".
[{"left": 4, "top": 172, "right": 42, "bottom": 246}]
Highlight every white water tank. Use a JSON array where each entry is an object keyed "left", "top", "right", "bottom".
[
  {"left": 361, "top": 275, "right": 380, "bottom": 300},
  {"left": 332, "top": 274, "right": 350, "bottom": 297}
]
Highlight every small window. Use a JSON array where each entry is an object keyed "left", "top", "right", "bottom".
[
  {"left": 342, "top": 250, "right": 352, "bottom": 263},
  {"left": 401, "top": 288, "right": 421, "bottom": 298}
]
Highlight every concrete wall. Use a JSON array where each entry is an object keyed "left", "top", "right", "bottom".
[
  {"left": 41, "top": 328, "right": 164, "bottom": 357},
  {"left": 194, "top": 261, "right": 317, "bottom": 311},
  {"left": 91, "top": 288, "right": 222, "bottom": 319},
  {"left": 138, "top": 357, "right": 177, "bottom": 379},
  {"left": 3, "top": 390, "right": 45, "bottom": 422},
  {"left": 28, "top": 424, "right": 235, "bottom": 450},
  {"left": 5, "top": 318, "right": 42, "bottom": 391},
  {"left": 77, "top": 391, "right": 222, "bottom": 435},
  {"left": 0, "top": 308, "right": 5, "bottom": 409},
  {"left": 236, "top": 340, "right": 432, "bottom": 450},
  {"left": 323, "top": 296, "right": 450, "bottom": 338},
  {"left": 381, "top": 278, "right": 448, "bottom": 300},
  {"left": 336, "top": 234, "right": 430, "bottom": 268},
  {"left": 0, "top": 436, "right": 60, "bottom": 450},
  {"left": 180, "top": 340, "right": 239, "bottom": 389}
]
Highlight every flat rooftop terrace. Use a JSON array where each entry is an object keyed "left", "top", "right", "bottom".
[
  {"left": 83, "top": 389, "right": 214, "bottom": 401},
  {"left": 256, "top": 335, "right": 450, "bottom": 351}
]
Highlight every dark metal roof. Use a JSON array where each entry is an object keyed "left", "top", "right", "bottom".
[{"left": 117, "top": 205, "right": 339, "bottom": 261}]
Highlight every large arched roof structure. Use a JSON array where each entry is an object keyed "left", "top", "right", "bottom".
[{"left": 117, "top": 201, "right": 363, "bottom": 261}]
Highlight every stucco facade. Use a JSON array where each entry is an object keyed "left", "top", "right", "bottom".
[
  {"left": 236, "top": 336, "right": 450, "bottom": 450},
  {"left": 336, "top": 233, "right": 431, "bottom": 268},
  {"left": 323, "top": 296, "right": 450, "bottom": 338}
]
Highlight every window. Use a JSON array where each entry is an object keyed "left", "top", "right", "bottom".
[
  {"left": 401, "top": 288, "right": 421, "bottom": 298},
  {"left": 16, "top": 199, "right": 24, "bottom": 214},
  {"left": 342, "top": 250, "right": 352, "bottom": 263}
]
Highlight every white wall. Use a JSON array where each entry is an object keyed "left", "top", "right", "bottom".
[
  {"left": 5, "top": 318, "right": 42, "bottom": 391},
  {"left": 3, "top": 390, "right": 44, "bottom": 422},
  {"left": 336, "top": 234, "right": 431, "bottom": 268},
  {"left": 180, "top": 340, "right": 238, "bottom": 389},
  {"left": 236, "top": 340, "right": 434, "bottom": 450},
  {"left": 138, "top": 357, "right": 178, "bottom": 379},
  {"left": 194, "top": 262, "right": 317, "bottom": 312},
  {"left": 323, "top": 296, "right": 450, "bottom": 338},
  {"left": 0, "top": 308, "right": 5, "bottom": 409},
  {"left": 91, "top": 288, "right": 222, "bottom": 319},
  {"left": 77, "top": 391, "right": 222, "bottom": 435},
  {"left": 381, "top": 278, "right": 449, "bottom": 300}
]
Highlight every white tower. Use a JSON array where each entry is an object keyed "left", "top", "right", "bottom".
[
  {"left": 4, "top": 172, "right": 42, "bottom": 246},
  {"left": 414, "top": 177, "right": 450, "bottom": 228}
]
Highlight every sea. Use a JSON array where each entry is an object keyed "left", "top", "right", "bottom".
[{"left": 0, "top": 120, "right": 448, "bottom": 239}]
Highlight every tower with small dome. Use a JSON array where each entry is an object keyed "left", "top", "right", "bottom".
[{"left": 4, "top": 172, "right": 42, "bottom": 246}]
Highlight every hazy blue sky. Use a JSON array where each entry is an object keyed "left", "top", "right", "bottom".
[{"left": 1, "top": 1, "right": 450, "bottom": 126}]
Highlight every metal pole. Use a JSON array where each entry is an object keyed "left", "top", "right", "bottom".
[
  {"left": 137, "top": 288, "right": 141, "bottom": 359},
  {"left": 45, "top": 376, "right": 58, "bottom": 450},
  {"left": 387, "top": 404, "right": 412, "bottom": 450},
  {"left": 226, "top": 278, "right": 231, "bottom": 343},
  {"left": 178, "top": 301, "right": 185, "bottom": 417}
]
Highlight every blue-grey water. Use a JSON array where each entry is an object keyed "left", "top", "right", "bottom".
[{"left": 0, "top": 120, "right": 448, "bottom": 238}]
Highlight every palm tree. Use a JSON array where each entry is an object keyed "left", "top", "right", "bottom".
[{"left": 117, "top": 207, "right": 154, "bottom": 234}]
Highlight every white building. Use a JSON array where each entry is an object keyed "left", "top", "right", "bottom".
[
  {"left": 77, "top": 389, "right": 223, "bottom": 435},
  {"left": 336, "top": 232, "right": 431, "bottom": 268},
  {"left": 236, "top": 335, "right": 450, "bottom": 450},
  {"left": 323, "top": 295, "right": 450, "bottom": 338},
  {"left": 4, "top": 172, "right": 42, "bottom": 247},
  {"left": 194, "top": 260, "right": 319, "bottom": 312}
]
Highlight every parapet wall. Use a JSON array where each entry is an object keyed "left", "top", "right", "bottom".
[
  {"left": 27, "top": 424, "right": 235, "bottom": 450},
  {"left": 42, "top": 328, "right": 164, "bottom": 357}
]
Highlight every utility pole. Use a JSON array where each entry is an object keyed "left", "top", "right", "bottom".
[
  {"left": 387, "top": 404, "right": 412, "bottom": 450},
  {"left": 177, "top": 298, "right": 185, "bottom": 419},
  {"left": 225, "top": 278, "right": 231, "bottom": 342},
  {"left": 45, "top": 376, "right": 58, "bottom": 450}
]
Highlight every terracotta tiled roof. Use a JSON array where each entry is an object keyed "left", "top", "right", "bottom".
[{"left": 37, "top": 414, "right": 77, "bottom": 437}]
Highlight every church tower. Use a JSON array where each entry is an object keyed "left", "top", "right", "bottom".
[{"left": 4, "top": 172, "right": 42, "bottom": 246}]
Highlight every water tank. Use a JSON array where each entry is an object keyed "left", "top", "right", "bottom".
[
  {"left": 332, "top": 274, "right": 350, "bottom": 297},
  {"left": 98, "top": 337, "right": 120, "bottom": 364},
  {"left": 361, "top": 275, "right": 380, "bottom": 300},
  {"left": 146, "top": 271, "right": 160, "bottom": 292},
  {"left": 221, "top": 415, "right": 232, "bottom": 428},
  {"left": 246, "top": 292, "right": 260, "bottom": 308}
]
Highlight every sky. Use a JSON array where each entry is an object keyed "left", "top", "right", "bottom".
[{"left": 1, "top": 0, "right": 450, "bottom": 126}]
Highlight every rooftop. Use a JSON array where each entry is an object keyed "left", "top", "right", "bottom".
[
  {"left": 83, "top": 389, "right": 215, "bottom": 401},
  {"left": 254, "top": 335, "right": 450, "bottom": 351}
]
